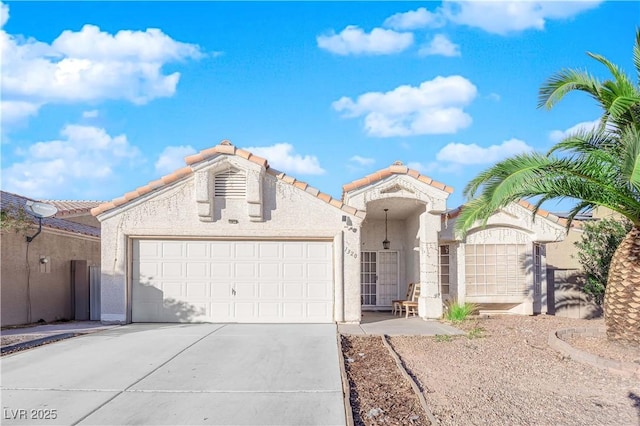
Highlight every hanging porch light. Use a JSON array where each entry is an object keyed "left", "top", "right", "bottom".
[{"left": 383, "top": 208, "right": 390, "bottom": 250}]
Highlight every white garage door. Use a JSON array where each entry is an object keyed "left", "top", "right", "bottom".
[{"left": 132, "top": 239, "right": 334, "bottom": 323}]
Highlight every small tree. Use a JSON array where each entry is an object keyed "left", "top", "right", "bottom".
[{"left": 574, "top": 218, "right": 632, "bottom": 305}]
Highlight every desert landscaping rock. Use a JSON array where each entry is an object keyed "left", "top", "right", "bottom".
[{"left": 387, "top": 316, "right": 640, "bottom": 426}]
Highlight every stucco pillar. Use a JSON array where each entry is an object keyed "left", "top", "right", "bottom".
[
  {"left": 418, "top": 211, "right": 443, "bottom": 319},
  {"left": 455, "top": 242, "right": 466, "bottom": 303},
  {"left": 334, "top": 231, "right": 344, "bottom": 323}
]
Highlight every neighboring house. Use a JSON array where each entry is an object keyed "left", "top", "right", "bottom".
[
  {"left": 93, "top": 140, "right": 569, "bottom": 324},
  {"left": 0, "top": 191, "right": 102, "bottom": 326},
  {"left": 43, "top": 200, "right": 103, "bottom": 228}
]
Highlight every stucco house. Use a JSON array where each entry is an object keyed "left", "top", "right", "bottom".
[
  {"left": 1, "top": 191, "right": 102, "bottom": 326},
  {"left": 92, "top": 140, "right": 569, "bottom": 324}
]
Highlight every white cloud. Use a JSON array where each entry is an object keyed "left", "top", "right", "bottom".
[
  {"left": 317, "top": 25, "right": 413, "bottom": 56},
  {"left": 155, "top": 145, "right": 196, "bottom": 174},
  {"left": 487, "top": 92, "right": 501, "bottom": 102},
  {"left": 332, "top": 75, "right": 477, "bottom": 137},
  {"left": 443, "top": 1, "right": 602, "bottom": 35},
  {"left": 384, "top": 7, "right": 445, "bottom": 30},
  {"left": 349, "top": 155, "right": 375, "bottom": 166},
  {"left": 549, "top": 119, "right": 600, "bottom": 142},
  {"left": 0, "top": 2, "right": 8, "bottom": 28},
  {"left": 1, "top": 124, "right": 141, "bottom": 198},
  {"left": 0, "top": 2, "right": 203, "bottom": 130},
  {"left": 406, "top": 161, "right": 437, "bottom": 174},
  {"left": 436, "top": 138, "right": 534, "bottom": 165},
  {"left": 1, "top": 100, "right": 41, "bottom": 126},
  {"left": 82, "top": 109, "right": 99, "bottom": 118},
  {"left": 418, "top": 34, "right": 460, "bottom": 57},
  {"left": 243, "top": 143, "right": 325, "bottom": 175}
]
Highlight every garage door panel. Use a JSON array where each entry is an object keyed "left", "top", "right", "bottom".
[
  {"left": 211, "top": 282, "right": 232, "bottom": 298},
  {"left": 161, "top": 282, "right": 184, "bottom": 298},
  {"left": 308, "top": 282, "right": 330, "bottom": 298},
  {"left": 283, "top": 263, "right": 304, "bottom": 279},
  {"left": 132, "top": 240, "right": 333, "bottom": 323},
  {"left": 283, "top": 283, "right": 304, "bottom": 298},
  {"left": 259, "top": 243, "right": 280, "bottom": 258},
  {"left": 186, "top": 242, "right": 208, "bottom": 258},
  {"left": 258, "top": 303, "right": 280, "bottom": 317},
  {"left": 283, "top": 243, "right": 304, "bottom": 259},
  {"left": 235, "top": 282, "right": 257, "bottom": 298},
  {"left": 235, "top": 243, "right": 256, "bottom": 258},
  {"left": 162, "top": 263, "right": 183, "bottom": 277},
  {"left": 307, "top": 263, "right": 330, "bottom": 279},
  {"left": 185, "top": 282, "right": 209, "bottom": 298},
  {"left": 259, "top": 263, "right": 280, "bottom": 279},
  {"left": 211, "top": 263, "right": 232, "bottom": 278},
  {"left": 162, "top": 242, "right": 184, "bottom": 257},
  {"left": 258, "top": 282, "right": 280, "bottom": 298},
  {"left": 235, "top": 263, "right": 257, "bottom": 278}
]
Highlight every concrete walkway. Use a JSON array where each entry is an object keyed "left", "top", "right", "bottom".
[
  {"left": 339, "top": 311, "right": 465, "bottom": 336},
  {"left": 1, "top": 323, "right": 346, "bottom": 426},
  {"left": 2, "top": 321, "right": 117, "bottom": 337}
]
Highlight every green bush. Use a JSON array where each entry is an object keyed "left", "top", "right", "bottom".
[
  {"left": 444, "top": 300, "right": 478, "bottom": 322},
  {"left": 574, "top": 217, "right": 632, "bottom": 305}
]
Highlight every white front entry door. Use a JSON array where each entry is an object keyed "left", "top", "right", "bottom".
[
  {"left": 360, "top": 251, "right": 399, "bottom": 307},
  {"left": 132, "top": 239, "right": 334, "bottom": 323}
]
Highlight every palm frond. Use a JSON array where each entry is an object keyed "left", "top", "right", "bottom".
[{"left": 538, "top": 69, "right": 601, "bottom": 110}]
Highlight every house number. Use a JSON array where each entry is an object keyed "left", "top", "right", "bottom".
[{"left": 344, "top": 247, "right": 358, "bottom": 258}]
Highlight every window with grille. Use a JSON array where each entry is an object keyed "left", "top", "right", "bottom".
[
  {"left": 465, "top": 244, "right": 527, "bottom": 296},
  {"left": 214, "top": 168, "right": 246, "bottom": 198},
  {"left": 439, "top": 245, "right": 450, "bottom": 295}
]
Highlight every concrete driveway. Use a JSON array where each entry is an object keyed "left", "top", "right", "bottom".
[{"left": 1, "top": 324, "right": 346, "bottom": 426}]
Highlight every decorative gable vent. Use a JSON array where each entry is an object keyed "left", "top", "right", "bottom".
[{"left": 214, "top": 168, "right": 246, "bottom": 198}]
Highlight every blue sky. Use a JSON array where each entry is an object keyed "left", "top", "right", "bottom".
[{"left": 1, "top": 1, "right": 638, "bottom": 210}]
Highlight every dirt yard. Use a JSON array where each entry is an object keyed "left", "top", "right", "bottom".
[{"left": 342, "top": 315, "right": 640, "bottom": 426}]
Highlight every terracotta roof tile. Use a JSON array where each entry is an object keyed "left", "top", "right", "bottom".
[
  {"left": 92, "top": 140, "right": 366, "bottom": 218},
  {"left": 342, "top": 161, "right": 454, "bottom": 196},
  {"left": 185, "top": 153, "right": 204, "bottom": 165},
  {"left": 2, "top": 191, "right": 101, "bottom": 237},
  {"left": 329, "top": 199, "right": 343, "bottom": 209},
  {"left": 41, "top": 200, "right": 104, "bottom": 215}
]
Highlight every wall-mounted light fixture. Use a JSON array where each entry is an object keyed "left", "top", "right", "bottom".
[
  {"left": 24, "top": 201, "right": 58, "bottom": 243},
  {"left": 382, "top": 208, "right": 390, "bottom": 250}
]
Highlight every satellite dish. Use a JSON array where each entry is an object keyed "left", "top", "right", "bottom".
[{"left": 24, "top": 201, "right": 58, "bottom": 218}]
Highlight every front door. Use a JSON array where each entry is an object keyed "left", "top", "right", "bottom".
[{"left": 361, "top": 251, "right": 399, "bottom": 307}]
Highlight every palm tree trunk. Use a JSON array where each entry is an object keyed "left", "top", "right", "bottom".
[{"left": 604, "top": 226, "right": 640, "bottom": 344}]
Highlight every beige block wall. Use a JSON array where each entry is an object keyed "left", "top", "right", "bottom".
[{"left": 1, "top": 228, "right": 100, "bottom": 326}]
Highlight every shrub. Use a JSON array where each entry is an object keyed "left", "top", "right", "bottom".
[
  {"left": 574, "top": 217, "right": 632, "bottom": 305},
  {"left": 444, "top": 300, "right": 478, "bottom": 322}
]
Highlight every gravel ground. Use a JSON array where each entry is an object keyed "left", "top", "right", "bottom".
[
  {"left": 1, "top": 334, "right": 47, "bottom": 347},
  {"left": 387, "top": 315, "right": 640, "bottom": 426}
]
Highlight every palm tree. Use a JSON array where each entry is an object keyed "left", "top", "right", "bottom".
[
  {"left": 539, "top": 30, "right": 640, "bottom": 132},
  {"left": 456, "top": 30, "right": 640, "bottom": 344}
]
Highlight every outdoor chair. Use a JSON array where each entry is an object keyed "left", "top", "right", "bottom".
[
  {"left": 391, "top": 283, "right": 415, "bottom": 316},
  {"left": 401, "top": 282, "right": 421, "bottom": 318}
]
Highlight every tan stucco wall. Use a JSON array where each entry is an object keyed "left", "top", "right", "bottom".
[
  {"left": 1, "top": 228, "right": 100, "bottom": 326},
  {"left": 98, "top": 165, "right": 363, "bottom": 324},
  {"left": 545, "top": 227, "right": 582, "bottom": 270}
]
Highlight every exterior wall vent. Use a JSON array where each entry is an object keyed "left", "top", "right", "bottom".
[{"left": 214, "top": 168, "right": 246, "bottom": 198}]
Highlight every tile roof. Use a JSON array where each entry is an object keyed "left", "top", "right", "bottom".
[
  {"left": 342, "top": 161, "right": 454, "bottom": 197},
  {"left": 91, "top": 140, "right": 366, "bottom": 218},
  {"left": 1, "top": 191, "right": 101, "bottom": 238},
  {"left": 443, "top": 199, "right": 570, "bottom": 227},
  {"left": 40, "top": 200, "right": 104, "bottom": 215}
]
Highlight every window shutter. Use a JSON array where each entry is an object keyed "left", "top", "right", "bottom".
[{"left": 214, "top": 169, "right": 246, "bottom": 198}]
